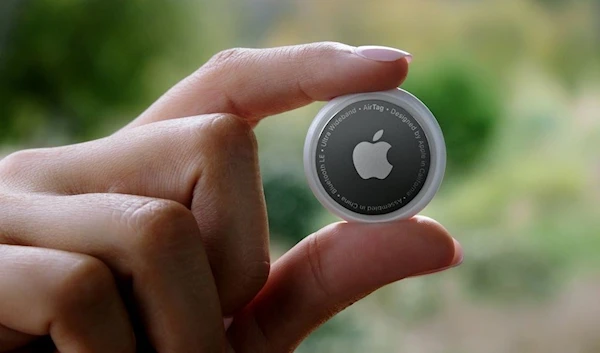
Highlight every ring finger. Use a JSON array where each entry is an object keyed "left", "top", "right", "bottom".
[{"left": 0, "top": 244, "right": 134, "bottom": 353}]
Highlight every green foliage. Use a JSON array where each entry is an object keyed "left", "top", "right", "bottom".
[
  {"left": 0, "top": 0, "right": 190, "bottom": 144},
  {"left": 262, "top": 174, "right": 321, "bottom": 245},
  {"left": 462, "top": 247, "right": 563, "bottom": 302},
  {"left": 532, "top": 0, "right": 573, "bottom": 8},
  {"left": 403, "top": 58, "right": 502, "bottom": 175}
]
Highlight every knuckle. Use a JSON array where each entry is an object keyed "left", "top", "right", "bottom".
[
  {"left": 203, "top": 47, "right": 249, "bottom": 72},
  {"left": 54, "top": 256, "right": 115, "bottom": 313},
  {"left": 306, "top": 41, "right": 347, "bottom": 55},
  {"left": 0, "top": 148, "right": 44, "bottom": 180},
  {"left": 238, "top": 259, "right": 270, "bottom": 294},
  {"left": 126, "top": 199, "right": 198, "bottom": 254},
  {"left": 295, "top": 41, "right": 349, "bottom": 64},
  {"left": 210, "top": 113, "right": 256, "bottom": 147},
  {"left": 192, "top": 113, "right": 257, "bottom": 158},
  {"left": 216, "top": 256, "right": 270, "bottom": 314}
]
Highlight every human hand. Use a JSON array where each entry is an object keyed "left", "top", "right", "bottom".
[{"left": 0, "top": 42, "right": 462, "bottom": 353}]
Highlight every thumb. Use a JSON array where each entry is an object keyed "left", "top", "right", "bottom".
[{"left": 227, "top": 216, "right": 463, "bottom": 353}]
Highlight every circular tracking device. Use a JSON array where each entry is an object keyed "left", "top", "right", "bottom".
[{"left": 304, "top": 88, "right": 446, "bottom": 223}]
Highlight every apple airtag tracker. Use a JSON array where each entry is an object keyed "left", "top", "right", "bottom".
[{"left": 303, "top": 88, "right": 446, "bottom": 223}]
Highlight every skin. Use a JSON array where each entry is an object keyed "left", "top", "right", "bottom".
[{"left": 0, "top": 42, "right": 463, "bottom": 353}]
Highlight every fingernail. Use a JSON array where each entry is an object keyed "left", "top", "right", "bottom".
[
  {"left": 354, "top": 45, "right": 412, "bottom": 63},
  {"left": 223, "top": 317, "right": 233, "bottom": 331},
  {"left": 409, "top": 238, "right": 464, "bottom": 278},
  {"left": 450, "top": 238, "right": 464, "bottom": 266}
]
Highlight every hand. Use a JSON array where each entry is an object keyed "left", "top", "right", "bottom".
[{"left": 0, "top": 42, "right": 462, "bottom": 353}]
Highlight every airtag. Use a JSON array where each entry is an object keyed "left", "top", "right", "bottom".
[{"left": 303, "top": 88, "right": 446, "bottom": 223}]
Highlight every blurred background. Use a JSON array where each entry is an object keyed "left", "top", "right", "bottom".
[{"left": 1, "top": 0, "right": 599, "bottom": 352}]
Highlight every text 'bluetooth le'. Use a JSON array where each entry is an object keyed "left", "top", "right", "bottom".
[{"left": 304, "top": 88, "right": 446, "bottom": 223}]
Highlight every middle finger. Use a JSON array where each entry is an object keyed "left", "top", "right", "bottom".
[
  {"left": 0, "top": 114, "right": 270, "bottom": 315},
  {"left": 0, "top": 193, "right": 225, "bottom": 353}
]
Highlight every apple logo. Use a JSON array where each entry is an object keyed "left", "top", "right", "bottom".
[{"left": 352, "top": 129, "right": 393, "bottom": 180}]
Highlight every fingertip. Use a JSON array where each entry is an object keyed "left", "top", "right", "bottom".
[
  {"left": 398, "top": 216, "right": 464, "bottom": 278},
  {"left": 410, "top": 215, "right": 451, "bottom": 239},
  {"left": 451, "top": 238, "right": 464, "bottom": 267},
  {"left": 408, "top": 215, "right": 457, "bottom": 267},
  {"left": 345, "top": 53, "right": 409, "bottom": 94},
  {"left": 306, "top": 42, "right": 410, "bottom": 100},
  {"left": 312, "top": 216, "right": 457, "bottom": 278},
  {"left": 326, "top": 216, "right": 457, "bottom": 278}
]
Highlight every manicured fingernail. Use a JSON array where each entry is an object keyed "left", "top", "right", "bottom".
[
  {"left": 223, "top": 317, "right": 233, "bottom": 331},
  {"left": 354, "top": 45, "right": 412, "bottom": 63},
  {"left": 409, "top": 238, "right": 464, "bottom": 278}
]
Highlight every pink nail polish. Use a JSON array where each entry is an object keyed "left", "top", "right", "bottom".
[{"left": 354, "top": 45, "right": 412, "bottom": 62}]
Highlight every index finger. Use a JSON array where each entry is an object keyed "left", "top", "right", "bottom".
[{"left": 125, "top": 42, "right": 411, "bottom": 129}]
